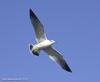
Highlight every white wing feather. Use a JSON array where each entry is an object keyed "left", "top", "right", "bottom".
[
  {"left": 44, "top": 47, "right": 72, "bottom": 72},
  {"left": 30, "top": 9, "right": 47, "bottom": 43}
]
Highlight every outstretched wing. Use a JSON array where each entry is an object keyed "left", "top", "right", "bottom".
[
  {"left": 44, "top": 47, "right": 72, "bottom": 72},
  {"left": 29, "top": 9, "right": 47, "bottom": 42}
]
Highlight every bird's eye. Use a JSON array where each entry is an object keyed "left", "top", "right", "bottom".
[{"left": 29, "top": 44, "right": 33, "bottom": 50}]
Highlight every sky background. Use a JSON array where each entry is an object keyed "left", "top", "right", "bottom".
[{"left": 0, "top": 0, "right": 100, "bottom": 82}]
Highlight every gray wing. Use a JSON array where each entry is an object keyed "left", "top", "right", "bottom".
[
  {"left": 29, "top": 9, "right": 47, "bottom": 42},
  {"left": 44, "top": 47, "right": 72, "bottom": 72}
]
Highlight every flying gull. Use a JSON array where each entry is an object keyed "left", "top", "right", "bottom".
[{"left": 29, "top": 8, "right": 72, "bottom": 72}]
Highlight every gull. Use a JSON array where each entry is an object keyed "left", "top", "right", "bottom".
[{"left": 29, "top": 8, "right": 72, "bottom": 72}]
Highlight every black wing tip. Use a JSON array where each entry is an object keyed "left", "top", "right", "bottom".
[
  {"left": 29, "top": 8, "right": 33, "bottom": 17},
  {"left": 63, "top": 66, "right": 72, "bottom": 73},
  {"left": 29, "top": 8, "right": 38, "bottom": 20},
  {"left": 65, "top": 67, "right": 72, "bottom": 73},
  {"left": 62, "top": 62, "right": 72, "bottom": 73},
  {"left": 29, "top": 8, "right": 33, "bottom": 13}
]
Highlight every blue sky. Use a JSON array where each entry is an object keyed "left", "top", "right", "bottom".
[{"left": 0, "top": 0, "right": 100, "bottom": 82}]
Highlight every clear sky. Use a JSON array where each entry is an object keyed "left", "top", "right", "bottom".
[{"left": 0, "top": 0, "right": 100, "bottom": 82}]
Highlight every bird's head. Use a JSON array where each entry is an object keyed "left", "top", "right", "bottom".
[{"left": 29, "top": 44, "right": 40, "bottom": 56}]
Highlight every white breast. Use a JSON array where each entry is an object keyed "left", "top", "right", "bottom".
[{"left": 33, "top": 40, "right": 55, "bottom": 49}]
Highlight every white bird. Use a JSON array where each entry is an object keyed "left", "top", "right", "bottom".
[{"left": 29, "top": 9, "right": 72, "bottom": 72}]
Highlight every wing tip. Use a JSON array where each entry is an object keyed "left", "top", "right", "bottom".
[
  {"left": 29, "top": 8, "right": 33, "bottom": 17},
  {"left": 29, "top": 8, "right": 32, "bottom": 12},
  {"left": 29, "top": 8, "right": 38, "bottom": 22},
  {"left": 63, "top": 65, "right": 72, "bottom": 73},
  {"left": 62, "top": 62, "right": 72, "bottom": 73},
  {"left": 65, "top": 67, "right": 72, "bottom": 73}
]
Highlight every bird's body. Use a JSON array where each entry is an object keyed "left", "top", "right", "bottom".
[
  {"left": 32, "top": 40, "right": 55, "bottom": 50},
  {"left": 29, "top": 9, "right": 72, "bottom": 72}
]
